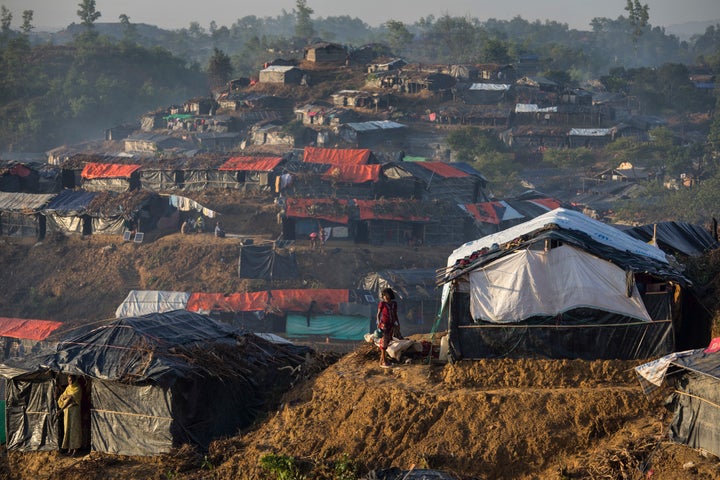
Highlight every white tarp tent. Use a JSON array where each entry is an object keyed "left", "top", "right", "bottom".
[
  {"left": 467, "top": 245, "right": 651, "bottom": 323},
  {"left": 115, "top": 290, "right": 190, "bottom": 318}
]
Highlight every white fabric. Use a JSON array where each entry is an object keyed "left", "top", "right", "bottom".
[
  {"left": 468, "top": 245, "right": 651, "bottom": 323},
  {"left": 115, "top": 290, "right": 190, "bottom": 318},
  {"left": 447, "top": 208, "right": 667, "bottom": 268}
]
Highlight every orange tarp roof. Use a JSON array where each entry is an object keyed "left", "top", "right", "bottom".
[
  {"left": 186, "top": 292, "right": 269, "bottom": 312},
  {"left": 464, "top": 202, "right": 502, "bottom": 224},
  {"left": 529, "top": 197, "right": 562, "bottom": 211},
  {"left": 322, "top": 164, "right": 381, "bottom": 183},
  {"left": 269, "top": 289, "right": 349, "bottom": 314},
  {"left": 355, "top": 199, "right": 430, "bottom": 222},
  {"left": 303, "top": 146, "right": 371, "bottom": 165},
  {"left": 285, "top": 198, "right": 350, "bottom": 224},
  {"left": 0, "top": 317, "right": 63, "bottom": 341},
  {"left": 81, "top": 162, "right": 142, "bottom": 179},
  {"left": 219, "top": 156, "right": 283, "bottom": 172},
  {"left": 185, "top": 289, "right": 349, "bottom": 314},
  {"left": 419, "top": 162, "right": 469, "bottom": 178}
]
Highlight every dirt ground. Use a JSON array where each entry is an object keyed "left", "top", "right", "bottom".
[{"left": 0, "top": 192, "right": 719, "bottom": 479}]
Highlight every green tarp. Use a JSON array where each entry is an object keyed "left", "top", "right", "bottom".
[{"left": 285, "top": 314, "right": 370, "bottom": 340}]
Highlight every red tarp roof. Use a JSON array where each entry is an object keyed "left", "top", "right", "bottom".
[
  {"left": 0, "top": 317, "right": 63, "bottom": 341},
  {"left": 419, "top": 162, "right": 469, "bottom": 178},
  {"left": 464, "top": 202, "right": 502, "bottom": 224},
  {"left": 186, "top": 289, "right": 349, "bottom": 314},
  {"left": 355, "top": 199, "right": 431, "bottom": 222},
  {"left": 81, "top": 162, "right": 142, "bottom": 179},
  {"left": 219, "top": 156, "right": 283, "bottom": 172},
  {"left": 285, "top": 198, "right": 350, "bottom": 224},
  {"left": 322, "top": 164, "right": 381, "bottom": 183},
  {"left": 529, "top": 197, "right": 562, "bottom": 211},
  {"left": 303, "top": 146, "right": 371, "bottom": 165},
  {"left": 186, "top": 291, "right": 269, "bottom": 312}
]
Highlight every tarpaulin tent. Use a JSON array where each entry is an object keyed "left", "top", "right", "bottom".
[
  {"left": 0, "top": 317, "right": 62, "bottom": 360},
  {"left": 635, "top": 339, "right": 720, "bottom": 457},
  {"left": 0, "top": 310, "right": 311, "bottom": 455},
  {"left": 186, "top": 289, "right": 372, "bottom": 339},
  {"left": 438, "top": 208, "right": 701, "bottom": 361},
  {"left": 303, "top": 146, "right": 373, "bottom": 165},
  {"left": 238, "top": 244, "right": 299, "bottom": 280},
  {"left": 81, "top": 162, "right": 142, "bottom": 192},
  {"left": 115, "top": 290, "right": 191, "bottom": 317},
  {"left": 42, "top": 189, "right": 98, "bottom": 235},
  {"left": 359, "top": 269, "right": 440, "bottom": 334},
  {"left": 218, "top": 156, "right": 284, "bottom": 191},
  {"left": 0, "top": 192, "right": 56, "bottom": 239},
  {"left": 621, "top": 222, "right": 718, "bottom": 257}
]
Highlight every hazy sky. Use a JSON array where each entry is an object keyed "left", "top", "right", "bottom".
[{"left": 4, "top": 0, "right": 720, "bottom": 31}]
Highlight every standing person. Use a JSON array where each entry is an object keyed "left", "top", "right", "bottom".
[
  {"left": 309, "top": 231, "right": 318, "bottom": 249},
  {"left": 57, "top": 375, "right": 82, "bottom": 456},
  {"left": 376, "top": 287, "right": 400, "bottom": 368}
]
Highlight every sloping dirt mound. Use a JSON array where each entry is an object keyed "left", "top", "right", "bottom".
[
  {"left": 4, "top": 343, "right": 720, "bottom": 479},
  {"left": 186, "top": 343, "right": 718, "bottom": 480}
]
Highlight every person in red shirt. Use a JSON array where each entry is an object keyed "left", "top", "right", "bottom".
[{"left": 377, "top": 287, "right": 401, "bottom": 368}]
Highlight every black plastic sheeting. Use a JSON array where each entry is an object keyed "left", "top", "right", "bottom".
[
  {"left": 0, "top": 310, "right": 312, "bottom": 455},
  {"left": 365, "top": 468, "right": 461, "bottom": 480},
  {"left": 620, "top": 222, "right": 718, "bottom": 257},
  {"left": 358, "top": 269, "right": 438, "bottom": 301},
  {"left": 238, "top": 244, "right": 299, "bottom": 280},
  {"left": 669, "top": 369, "right": 720, "bottom": 457},
  {"left": 448, "top": 292, "right": 674, "bottom": 360}
]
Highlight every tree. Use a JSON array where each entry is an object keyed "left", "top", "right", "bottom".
[
  {"left": 0, "top": 5, "right": 11, "bottom": 41},
  {"left": 384, "top": 20, "right": 412, "bottom": 56},
  {"left": 294, "top": 0, "right": 314, "bottom": 41},
  {"left": 625, "top": 0, "right": 649, "bottom": 50},
  {"left": 482, "top": 39, "right": 511, "bottom": 64},
  {"left": 21, "top": 10, "right": 33, "bottom": 35},
  {"left": 207, "top": 48, "right": 233, "bottom": 89},
  {"left": 118, "top": 14, "right": 137, "bottom": 44},
  {"left": 77, "top": 0, "right": 101, "bottom": 28}
]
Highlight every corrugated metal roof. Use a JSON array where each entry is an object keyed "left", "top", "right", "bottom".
[
  {"left": 343, "top": 120, "right": 407, "bottom": 132},
  {"left": 469, "top": 83, "right": 511, "bottom": 91},
  {"left": 569, "top": 128, "right": 612, "bottom": 136}
]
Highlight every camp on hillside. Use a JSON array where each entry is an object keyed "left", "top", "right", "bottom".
[
  {"left": 635, "top": 338, "right": 720, "bottom": 458},
  {"left": 437, "top": 208, "right": 709, "bottom": 361},
  {"left": 0, "top": 310, "right": 312, "bottom": 456}
]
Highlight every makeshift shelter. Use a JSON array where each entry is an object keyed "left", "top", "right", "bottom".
[
  {"left": 186, "top": 291, "right": 283, "bottom": 332},
  {"left": 238, "top": 244, "right": 299, "bottom": 280},
  {"left": 438, "top": 208, "right": 699, "bottom": 361},
  {"left": 621, "top": 222, "right": 718, "bottom": 258},
  {"left": 462, "top": 196, "right": 563, "bottom": 236},
  {"left": 359, "top": 269, "right": 439, "bottom": 334},
  {"left": 83, "top": 190, "right": 170, "bottom": 235},
  {"left": 303, "top": 146, "right": 374, "bottom": 166},
  {"left": 0, "top": 311, "right": 311, "bottom": 455},
  {"left": 42, "top": 189, "right": 99, "bottom": 235},
  {"left": 282, "top": 197, "right": 351, "bottom": 241},
  {"left": 258, "top": 65, "right": 304, "bottom": 85},
  {"left": 635, "top": 340, "right": 720, "bottom": 457},
  {"left": 218, "top": 156, "right": 283, "bottom": 192},
  {"left": 0, "top": 317, "right": 62, "bottom": 360},
  {"left": 115, "top": 290, "right": 191, "bottom": 318},
  {"left": 337, "top": 120, "right": 407, "bottom": 148},
  {"left": 0, "top": 192, "right": 56, "bottom": 239},
  {"left": 187, "top": 289, "right": 372, "bottom": 340},
  {"left": 81, "top": 162, "right": 142, "bottom": 193},
  {"left": 383, "top": 161, "right": 487, "bottom": 203}
]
